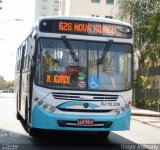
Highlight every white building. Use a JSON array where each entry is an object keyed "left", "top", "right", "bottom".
[
  {"left": 35, "top": 0, "right": 60, "bottom": 20},
  {"left": 35, "top": 0, "right": 119, "bottom": 20},
  {"left": 60, "top": 0, "right": 117, "bottom": 19}
]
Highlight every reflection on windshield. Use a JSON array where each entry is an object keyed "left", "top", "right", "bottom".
[
  {"left": 89, "top": 44, "right": 132, "bottom": 90},
  {"left": 61, "top": 35, "right": 79, "bottom": 62},
  {"left": 35, "top": 38, "right": 132, "bottom": 91},
  {"left": 97, "top": 39, "right": 113, "bottom": 65}
]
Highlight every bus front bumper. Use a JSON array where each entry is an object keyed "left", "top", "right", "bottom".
[{"left": 32, "top": 106, "right": 131, "bottom": 131}]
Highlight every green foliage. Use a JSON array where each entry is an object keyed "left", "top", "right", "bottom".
[
  {"left": 157, "top": 101, "right": 160, "bottom": 105},
  {"left": 135, "top": 98, "right": 160, "bottom": 108},
  {"left": 135, "top": 98, "right": 145, "bottom": 106},
  {"left": 0, "top": 77, "right": 14, "bottom": 90},
  {"left": 117, "top": 0, "right": 160, "bottom": 68},
  {"left": 133, "top": 75, "right": 152, "bottom": 90}
]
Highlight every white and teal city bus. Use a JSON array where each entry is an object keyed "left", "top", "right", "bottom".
[{"left": 15, "top": 16, "right": 133, "bottom": 137}]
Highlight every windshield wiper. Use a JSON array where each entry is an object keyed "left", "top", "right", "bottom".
[
  {"left": 97, "top": 40, "right": 113, "bottom": 65},
  {"left": 61, "top": 35, "right": 79, "bottom": 62}
]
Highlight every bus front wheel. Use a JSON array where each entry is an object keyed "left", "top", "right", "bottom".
[
  {"left": 16, "top": 112, "right": 22, "bottom": 120},
  {"left": 27, "top": 125, "right": 37, "bottom": 137},
  {"left": 25, "top": 101, "right": 37, "bottom": 137},
  {"left": 16, "top": 94, "right": 22, "bottom": 120}
]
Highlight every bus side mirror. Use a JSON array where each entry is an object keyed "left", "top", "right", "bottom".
[
  {"left": 26, "top": 38, "right": 36, "bottom": 67},
  {"left": 31, "top": 40, "right": 35, "bottom": 56},
  {"left": 27, "top": 38, "right": 35, "bottom": 57}
]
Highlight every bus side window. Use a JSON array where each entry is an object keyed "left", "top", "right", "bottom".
[
  {"left": 18, "top": 60, "right": 21, "bottom": 72},
  {"left": 25, "top": 55, "right": 27, "bottom": 72},
  {"left": 22, "top": 43, "right": 26, "bottom": 71},
  {"left": 23, "top": 56, "right": 25, "bottom": 72},
  {"left": 28, "top": 56, "right": 31, "bottom": 71},
  {"left": 26, "top": 56, "right": 28, "bottom": 71}
]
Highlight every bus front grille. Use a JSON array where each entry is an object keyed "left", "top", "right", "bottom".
[
  {"left": 52, "top": 92, "right": 119, "bottom": 101},
  {"left": 58, "top": 108, "right": 112, "bottom": 113}
]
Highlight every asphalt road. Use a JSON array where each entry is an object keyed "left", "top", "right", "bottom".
[{"left": 0, "top": 93, "right": 160, "bottom": 150}]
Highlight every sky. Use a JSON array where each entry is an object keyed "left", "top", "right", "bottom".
[{"left": 0, "top": 0, "right": 35, "bottom": 81}]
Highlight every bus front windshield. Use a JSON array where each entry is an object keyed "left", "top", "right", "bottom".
[{"left": 35, "top": 38, "right": 132, "bottom": 91}]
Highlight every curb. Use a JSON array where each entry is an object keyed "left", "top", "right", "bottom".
[
  {"left": 131, "top": 116, "right": 160, "bottom": 128},
  {"left": 131, "top": 112, "right": 160, "bottom": 117}
]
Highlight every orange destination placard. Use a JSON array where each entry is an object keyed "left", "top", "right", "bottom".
[
  {"left": 58, "top": 21, "right": 117, "bottom": 36},
  {"left": 46, "top": 74, "right": 70, "bottom": 84}
]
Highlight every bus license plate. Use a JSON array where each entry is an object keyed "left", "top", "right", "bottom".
[{"left": 77, "top": 119, "right": 94, "bottom": 125}]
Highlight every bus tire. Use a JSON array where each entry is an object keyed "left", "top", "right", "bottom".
[
  {"left": 97, "top": 131, "right": 110, "bottom": 139},
  {"left": 25, "top": 100, "right": 28, "bottom": 123},
  {"left": 16, "top": 94, "right": 22, "bottom": 120},
  {"left": 16, "top": 112, "right": 22, "bottom": 120},
  {"left": 27, "top": 125, "right": 37, "bottom": 137},
  {"left": 25, "top": 100, "right": 37, "bottom": 137}
]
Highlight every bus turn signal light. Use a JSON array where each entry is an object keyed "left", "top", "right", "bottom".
[{"left": 34, "top": 97, "right": 39, "bottom": 102}]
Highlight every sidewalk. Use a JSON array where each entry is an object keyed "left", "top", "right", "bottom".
[{"left": 131, "top": 107, "right": 160, "bottom": 128}]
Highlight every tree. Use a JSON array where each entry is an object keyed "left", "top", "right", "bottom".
[
  {"left": 0, "top": 75, "right": 14, "bottom": 90},
  {"left": 117, "top": 0, "right": 160, "bottom": 68},
  {"left": 0, "top": 75, "right": 4, "bottom": 81}
]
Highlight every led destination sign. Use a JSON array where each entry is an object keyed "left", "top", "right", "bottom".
[
  {"left": 58, "top": 21, "right": 116, "bottom": 36},
  {"left": 40, "top": 19, "right": 132, "bottom": 38}
]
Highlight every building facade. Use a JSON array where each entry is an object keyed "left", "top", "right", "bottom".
[
  {"left": 60, "top": 0, "right": 117, "bottom": 19},
  {"left": 35, "top": 0, "right": 60, "bottom": 20},
  {"left": 35, "top": 0, "right": 118, "bottom": 20}
]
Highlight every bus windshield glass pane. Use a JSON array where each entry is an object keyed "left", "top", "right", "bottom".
[{"left": 35, "top": 38, "right": 132, "bottom": 91}]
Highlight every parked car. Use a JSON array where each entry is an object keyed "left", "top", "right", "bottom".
[{"left": 0, "top": 90, "right": 9, "bottom": 93}]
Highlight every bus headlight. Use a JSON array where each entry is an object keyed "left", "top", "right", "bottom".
[
  {"left": 35, "top": 97, "right": 56, "bottom": 113},
  {"left": 49, "top": 106, "right": 56, "bottom": 112},
  {"left": 38, "top": 100, "right": 43, "bottom": 105},
  {"left": 114, "top": 108, "right": 120, "bottom": 114},
  {"left": 114, "top": 103, "right": 131, "bottom": 114},
  {"left": 43, "top": 104, "right": 49, "bottom": 109},
  {"left": 37, "top": 101, "right": 56, "bottom": 112},
  {"left": 121, "top": 107, "right": 125, "bottom": 111},
  {"left": 125, "top": 104, "right": 129, "bottom": 108}
]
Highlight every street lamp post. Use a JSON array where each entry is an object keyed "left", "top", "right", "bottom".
[
  {"left": 0, "top": 19, "right": 23, "bottom": 26},
  {"left": 0, "top": 18, "right": 23, "bottom": 41}
]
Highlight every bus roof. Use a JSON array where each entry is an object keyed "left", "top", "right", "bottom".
[{"left": 35, "top": 16, "right": 133, "bottom": 28}]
